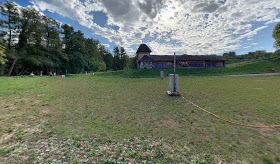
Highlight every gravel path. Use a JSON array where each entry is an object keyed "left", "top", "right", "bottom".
[{"left": 227, "top": 73, "right": 280, "bottom": 77}]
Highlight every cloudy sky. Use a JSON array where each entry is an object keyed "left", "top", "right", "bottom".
[{"left": 10, "top": 0, "right": 280, "bottom": 56}]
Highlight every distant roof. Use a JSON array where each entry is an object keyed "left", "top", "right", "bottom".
[
  {"left": 145, "top": 55, "right": 225, "bottom": 62},
  {"left": 150, "top": 55, "right": 173, "bottom": 62},
  {"left": 137, "top": 44, "right": 152, "bottom": 53},
  {"left": 178, "top": 54, "right": 225, "bottom": 61},
  {"left": 138, "top": 55, "right": 153, "bottom": 62}
]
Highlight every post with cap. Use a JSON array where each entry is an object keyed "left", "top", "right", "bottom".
[{"left": 167, "top": 52, "right": 181, "bottom": 96}]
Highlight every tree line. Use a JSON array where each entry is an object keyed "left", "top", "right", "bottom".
[
  {"left": 222, "top": 50, "right": 280, "bottom": 64},
  {"left": 0, "top": 1, "right": 136, "bottom": 76},
  {"left": 223, "top": 22, "right": 280, "bottom": 64}
]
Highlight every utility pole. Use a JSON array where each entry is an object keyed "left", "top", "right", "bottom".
[{"left": 174, "top": 52, "right": 176, "bottom": 92}]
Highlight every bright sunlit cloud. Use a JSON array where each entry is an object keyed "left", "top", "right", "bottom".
[{"left": 28, "top": 0, "right": 280, "bottom": 55}]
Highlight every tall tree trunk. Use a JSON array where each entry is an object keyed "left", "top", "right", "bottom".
[
  {"left": 18, "top": 67, "right": 25, "bottom": 75},
  {"left": 7, "top": 58, "right": 17, "bottom": 76}
]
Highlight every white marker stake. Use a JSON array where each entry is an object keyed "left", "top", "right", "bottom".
[
  {"left": 174, "top": 52, "right": 176, "bottom": 73},
  {"left": 174, "top": 52, "right": 176, "bottom": 92}
]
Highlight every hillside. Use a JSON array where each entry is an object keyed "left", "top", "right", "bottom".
[{"left": 95, "top": 58, "right": 280, "bottom": 78}]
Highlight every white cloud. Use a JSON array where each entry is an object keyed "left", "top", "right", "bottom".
[
  {"left": 102, "top": 44, "right": 110, "bottom": 48},
  {"left": 32, "top": 0, "right": 280, "bottom": 55}
]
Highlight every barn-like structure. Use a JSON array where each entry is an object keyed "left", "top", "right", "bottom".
[{"left": 136, "top": 44, "right": 225, "bottom": 69}]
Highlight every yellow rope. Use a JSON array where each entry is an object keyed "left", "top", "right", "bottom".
[{"left": 181, "top": 96, "right": 280, "bottom": 128}]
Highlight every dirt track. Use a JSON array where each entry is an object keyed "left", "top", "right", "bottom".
[{"left": 227, "top": 73, "right": 280, "bottom": 77}]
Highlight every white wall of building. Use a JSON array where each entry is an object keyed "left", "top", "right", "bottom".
[{"left": 137, "top": 52, "right": 151, "bottom": 69}]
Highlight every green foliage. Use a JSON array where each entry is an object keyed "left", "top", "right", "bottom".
[
  {"left": 223, "top": 50, "right": 273, "bottom": 64},
  {"left": 99, "top": 61, "right": 106, "bottom": 71},
  {"left": 103, "top": 50, "right": 114, "bottom": 70},
  {"left": 91, "top": 61, "right": 106, "bottom": 72},
  {"left": 0, "top": 44, "right": 6, "bottom": 64},
  {"left": 24, "top": 57, "right": 41, "bottom": 67},
  {"left": 222, "top": 51, "right": 236, "bottom": 61},
  {"left": 273, "top": 23, "right": 280, "bottom": 49},
  {"left": 0, "top": 0, "right": 20, "bottom": 49},
  {"left": 127, "top": 56, "right": 137, "bottom": 69},
  {"left": 120, "top": 47, "right": 129, "bottom": 70},
  {"left": 0, "top": 1, "right": 116, "bottom": 76},
  {"left": 113, "top": 47, "right": 120, "bottom": 70},
  {"left": 273, "top": 49, "right": 280, "bottom": 59},
  {"left": 0, "top": 0, "right": 21, "bottom": 76},
  {"left": 112, "top": 46, "right": 130, "bottom": 71}
]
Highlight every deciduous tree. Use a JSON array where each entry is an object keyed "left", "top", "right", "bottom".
[{"left": 273, "top": 23, "right": 280, "bottom": 49}]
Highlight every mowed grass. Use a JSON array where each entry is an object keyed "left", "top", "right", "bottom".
[{"left": 0, "top": 74, "right": 280, "bottom": 163}]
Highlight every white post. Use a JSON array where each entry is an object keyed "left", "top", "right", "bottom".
[
  {"left": 174, "top": 52, "right": 176, "bottom": 73},
  {"left": 174, "top": 52, "right": 176, "bottom": 92},
  {"left": 160, "top": 71, "right": 164, "bottom": 79}
]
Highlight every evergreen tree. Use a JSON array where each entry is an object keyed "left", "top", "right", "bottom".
[
  {"left": 67, "top": 30, "right": 86, "bottom": 73},
  {"left": 120, "top": 47, "right": 129, "bottom": 70},
  {"left": 0, "top": 0, "right": 20, "bottom": 49},
  {"left": 17, "top": 7, "right": 48, "bottom": 75},
  {"left": 0, "top": 0, "right": 20, "bottom": 75},
  {"left": 61, "top": 24, "right": 74, "bottom": 54},
  {"left": 42, "top": 15, "right": 67, "bottom": 74},
  {"left": 84, "top": 38, "right": 102, "bottom": 71},
  {"left": 113, "top": 47, "right": 120, "bottom": 70},
  {"left": 101, "top": 47, "right": 114, "bottom": 70}
]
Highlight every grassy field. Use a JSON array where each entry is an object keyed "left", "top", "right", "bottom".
[{"left": 1, "top": 67, "right": 280, "bottom": 163}]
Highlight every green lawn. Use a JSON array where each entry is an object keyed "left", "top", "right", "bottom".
[{"left": 0, "top": 74, "right": 280, "bottom": 163}]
